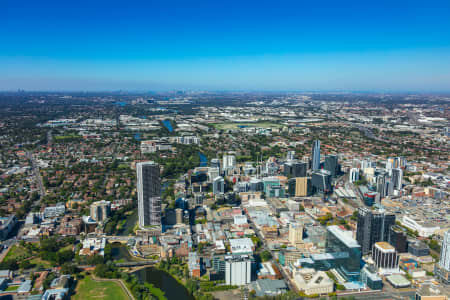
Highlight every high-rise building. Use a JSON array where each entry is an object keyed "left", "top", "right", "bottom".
[
  {"left": 90, "top": 200, "right": 111, "bottom": 222},
  {"left": 325, "top": 225, "right": 362, "bottom": 281},
  {"left": 311, "top": 169, "right": 332, "bottom": 194},
  {"left": 311, "top": 140, "right": 320, "bottom": 171},
  {"left": 213, "top": 176, "right": 225, "bottom": 195},
  {"left": 288, "top": 177, "right": 311, "bottom": 197},
  {"left": 349, "top": 168, "right": 359, "bottom": 183},
  {"left": 289, "top": 223, "right": 304, "bottom": 245},
  {"left": 136, "top": 161, "right": 161, "bottom": 228},
  {"left": 225, "top": 256, "right": 252, "bottom": 286},
  {"left": 284, "top": 161, "right": 307, "bottom": 178},
  {"left": 324, "top": 154, "right": 339, "bottom": 177},
  {"left": 439, "top": 230, "right": 450, "bottom": 272},
  {"left": 286, "top": 150, "right": 296, "bottom": 161},
  {"left": 388, "top": 225, "right": 408, "bottom": 253},
  {"left": 211, "top": 158, "right": 221, "bottom": 171},
  {"left": 392, "top": 168, "right": 403, "bottom": 191},
  {"left": 372, "top": 242, "right": 399, "bottom": 274},
  {"left": 356, "top": 207, "right": 396, "bottom": 255},
  {"left": 223, "top": 154, "right": 236, "bottom": 170},
  {"left": 176, "top": 208, "right": 183, "bottom": 224}
]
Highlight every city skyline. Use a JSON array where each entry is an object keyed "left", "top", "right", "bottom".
[{"left": 1, "top": 0, "right": 450, "bottom": 91}]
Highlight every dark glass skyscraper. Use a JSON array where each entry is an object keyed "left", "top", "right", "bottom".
[
  {"left": 137, "top": 161, "right": 161, "bottom": 228},
  {"left": 311, "top": 140, "right": 320, "bottom": 171},
  {"left": 356, "top": 207, "right": 396, "bottom": 255},
  {"left": 311, "top": 169, "right": 332, "bottom": 194},
  {"left": 324, "top": 154, "right": 339, "bottom": 177},
  {"left": 284, "top": 161, "right": 307, "bottom": 177}
]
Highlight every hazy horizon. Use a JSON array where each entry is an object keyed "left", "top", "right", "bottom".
[{"left": 1, "top": 0, "right": 450, "bottom": 91}]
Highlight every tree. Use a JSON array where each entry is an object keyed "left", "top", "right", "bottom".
[
  {"left": 94, "top": 263, "right": 109, "bottom": 278},
  {"left": 61, "top": 263, "right": 78, "bottom": 275},
  {"left": 260, "top": 250, "right": 273, "bottom": 262}
]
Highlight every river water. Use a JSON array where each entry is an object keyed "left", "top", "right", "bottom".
[
  {"left": 134, "top": 267, "right": 194, "bottom": 300},
  {"left": 162, "top": 120, "right": 174, "bottom": 132}
]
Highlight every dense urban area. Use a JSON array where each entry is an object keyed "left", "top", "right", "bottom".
[{"left": 0, "top": 91, "right": 449, "bottom": 300}]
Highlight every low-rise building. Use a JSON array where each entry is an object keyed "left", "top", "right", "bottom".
[{"left": 293, "top": 268, "right": 334, "bottom": 296}]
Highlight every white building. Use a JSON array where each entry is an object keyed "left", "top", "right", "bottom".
[
  {"left": 225, "top": 256, "right": 251, "bottom": 286},
  {"left": 439, "top": 229, "right": 450, "bottom": 271},
  {"left": 230, "top": 238, "right": 254, "bottom": 255},
  {"left": 372, "top": 242, "right": 400, "bottom": 275},
  {"left": 289, "top": 223, "right": 303, "bottom": 245},
  {"left": 44, "top": 203, "right": 66, "bottom": 219},
  {"left": 223, "top": 154, "right": 236, "bottom": 170},
  {"left": 234, "top": 215, "right": 248, "bottom": 225},
  {"left": 293, "top": 268, "right": 334, "bottom": 296},
  {"left": 79, "top": 237, "right": 106, "bottom": 256},
  {"left": 349, "top": 168, "right": 359, "bottom": 183},
  {"left": 400, "top": 216, "right": 440, "bottom": 237}
]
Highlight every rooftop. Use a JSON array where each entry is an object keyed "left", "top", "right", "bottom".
[{"left": 327, "top": 225, "right": 360, "bottom": 248}]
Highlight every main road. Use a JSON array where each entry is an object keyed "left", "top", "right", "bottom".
[{"left": 26, "top": 151, "right": 46, "bottom": 205}]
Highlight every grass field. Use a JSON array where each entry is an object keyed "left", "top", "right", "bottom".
[
  {"left": 73, "top": 275, "right": 129, "bottom": 300},
  {"left": 212, "top": 121, "right": 282, "bottom": 130},
  {"left": 3, "top": 245, "right": 32, "bottom": 261}
]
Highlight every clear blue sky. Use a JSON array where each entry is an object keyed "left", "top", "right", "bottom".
[{"left": 1, "top": 0, "right": 450, "bottom": 91}]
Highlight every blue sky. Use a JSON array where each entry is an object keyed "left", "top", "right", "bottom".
[{"left": 1, "top": 0, "right": 450, "bottom": 91}]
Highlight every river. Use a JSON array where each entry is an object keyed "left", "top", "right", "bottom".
[
  {"left": 134, "top": 267, "right": 194, "bottom": 300},
  {"left": 162, "top": 120, "right": 174, "bottom": 132},
  {"left": 117, "top": 210, "right": 138, "bottom": 236},
  {"left": 199, "top": 152, "right": 208, "bottom": 167}
]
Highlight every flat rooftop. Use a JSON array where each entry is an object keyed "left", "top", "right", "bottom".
[
  {"left": 327, "top": 225, "right": 360, "bottom": 248},
  {"left": 375, "top": 241, "right": 395, "bottom": 251}
]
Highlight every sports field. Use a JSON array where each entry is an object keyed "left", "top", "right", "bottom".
[{"left": 73, "top": 275, "right": 129, "bottom": 300}]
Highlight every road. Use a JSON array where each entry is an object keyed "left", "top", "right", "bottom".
[
  {"left": 26, "top": 151, "right": 46, "bottom": 205},
  {"left": 247, "top": 218, "right": 298, "bottom": 293}
]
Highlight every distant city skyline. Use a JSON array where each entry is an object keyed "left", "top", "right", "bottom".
[{"left": 1, "top": 0, "right": 450, "bottom": 91}]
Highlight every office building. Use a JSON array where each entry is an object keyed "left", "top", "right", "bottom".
[
  {"left": 356, "top": 207, "right": 395, "bottom": 255},
  {"left": 90, "top": 200, "right": 111, "bottom": 222},
  {"left": 293, "top": 268, "right": 334, "bottom": 296},
  {"left": 211, "top": 158, "right": 221, "bottom": 171},
  {"left": 213, "top": 176, "right": 225, "bottom": 195},
  {"left": 311, "top": 140, "right": 320, "bottom": 171},
  {"left": 230, "top": 238, "right": 255, "bottom": 255},
  {"left": 223, "top": 154, "right": 236, "bottom": 170},
  {"left": 388, "top": 225, "right": 408, "bottom": 253},
  {"left": 372, "top": 242, "right": 399, "bottom": 274},
  {"left": 361, "top": 265, "right": 383, "bottom": 290},
  {"left": 408, "top": 241, "right": 430, "bottom": 257},
  {"left": 288, "top": 177, "right": 311, "bottom": 197},
  {"left": 289, "top": 223, "right": 303, "bottom": 245},
  {"left": 0, "top": 215, "right": 17, "bottom": 240},
  {"left": 225, "top": 256, "right": 252, "bottom": 286},
  {"left": 286, "top": 151, "right": 296, "bottom": 161},
  {"left": 325, "top": 225, "right": 362, "bottom": 281},
  {"left": 175, "top": 208, "right": 183, "bottom": 224},
  {"left": 284, "top": 161, "right": 307, "bottom": 178},
  {"left": 392, "top": 168, "right": 403, "bottom": 191},
  {"left": 324, "top": 154, "right": 339, "bottom": 177},
  {"left": 137, "top": 161, "right": 161, "bottom": 227},
  {"left": 439, "top": 230, "right": 450, "bottom": 272},
  {"left": 349, "top": 168, "right": 359, "bottom": 183},
  {"left": 311, "top": 169, "right": 332, "bottom": 194},
  {"left": 376, "top": 172, "right": 388, "bottom": 198}
]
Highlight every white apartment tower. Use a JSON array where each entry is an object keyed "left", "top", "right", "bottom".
[{"left": 439, "top": 230, "right": 450, "bottom": 271}]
